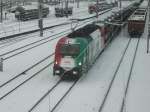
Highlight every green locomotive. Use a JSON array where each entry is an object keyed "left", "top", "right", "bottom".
[{"left": 53, "top": 24, "right": 106, "bottom": 78}]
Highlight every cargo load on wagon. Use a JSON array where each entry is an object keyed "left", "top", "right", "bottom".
[
  {"left": 55, "top": 7, "right": 73, "bottom": 17},
  {"left": 15, "top": 4, "right": 49, "bottom": 21}
]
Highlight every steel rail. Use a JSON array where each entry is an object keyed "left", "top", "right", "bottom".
[
  {"left": 0, "top": 61, "right": 54, "bottom": 101},
  {"left": 28, "top": 72, "right": 69, "bottom": 112},
  {"left": 28, "top": 79, "right": 62, "bottom": 112},
  {"left": 0, "top": 53, "right": 54, "bottom": 88},
  {"left": 50, "top": 79, "right": 79, "bottom": 112},
  {"left": 28, "top": 71, "right": 83, "bottom": 112},
  {"left": 120, "top": 38, "right": 140, "bottom": 112},
  {"left": 98, "top": 38, "right": 132, "bottom": 112}
]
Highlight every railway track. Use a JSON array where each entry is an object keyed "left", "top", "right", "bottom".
[
  {"left": 98, "top": 37, "right": 140, "bottom": 112},
  {"left": 0, "top": 53, "right": 54, "bottom": 101},
  {"left": 0, "top": 62, "right": 79, "bottom": 112},
  {"left": 0, "top": 53, "right": 54, "bottom": 88},
  {"left": 119, "top": 38, "right": 140, "bottom": 112},
  {"left": 0, "top": 25, "right": 64, "bottom": 49},
  {"left": 28, "top": 72, "right": 83, "bottom": 112}
]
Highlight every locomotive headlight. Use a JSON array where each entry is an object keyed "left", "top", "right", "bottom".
[
  {"left": 73, "top": 71, "right": 78, "bottom": 75},
  {"left": 78, "top": 62, "right": 82, "bottom": 66},
  {"left": 108, "top": 18, "right": 111, "bottom": 22},
  {"left": 55, "top": 61, "right": 58, "bottom": 65},
  {"left": 55, "top": 70, "right": 60, "bottom": 74}
]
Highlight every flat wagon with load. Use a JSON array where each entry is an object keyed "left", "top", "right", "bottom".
[
  {"left": 15, "top": 4, "right": 49, "bottom": 21},
  {"left": 55, "top": 7, "right": 73, "bottom": 17}
]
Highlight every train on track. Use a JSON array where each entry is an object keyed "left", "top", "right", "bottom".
[
  {"left": 128, "top": 0, "right": 148, "bottom": 37},
  {"left": 53, "top": 1, "right": 141, "bottom": 79}
]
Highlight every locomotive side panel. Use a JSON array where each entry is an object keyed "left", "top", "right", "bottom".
[{"left": 90, "top": 29, "right": 104, "bottom": 60}]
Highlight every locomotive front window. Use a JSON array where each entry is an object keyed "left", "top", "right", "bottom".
[{"left": 60, "top": 44, "right": 80, "bottom": 56}]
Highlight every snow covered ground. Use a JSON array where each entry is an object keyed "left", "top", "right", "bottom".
[{"left": 0, "top": 0, "right": 150, "bottom": 112}]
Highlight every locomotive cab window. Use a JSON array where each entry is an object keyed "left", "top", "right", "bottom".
[{"left": 60, "top": 44, "right": 80, "bottom": 57}]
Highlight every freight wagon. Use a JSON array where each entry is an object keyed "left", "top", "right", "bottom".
[
  {"left": 55, "top": 7, "right": 73, "bottom": 17},
  {"left": 15, "top": 4, "right": 49, "bottom": 21},
  {"left": 128, "top": 0, "right": 148, "bottom": 37}
]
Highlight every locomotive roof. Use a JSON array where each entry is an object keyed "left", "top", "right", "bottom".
[{"left": 68, "top": 24, "right": 100, "bottom": 38}]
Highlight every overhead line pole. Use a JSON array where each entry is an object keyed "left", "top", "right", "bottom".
[
  {"left": 65, "top": 0, "right": 68, "bottom": 18},
  {"left": 96, "top": 0, "right": 99, "bottom": 18},
  {"left": 77, "top": 0, "right": 79, "bottom": 8},
  {"left": 0, "top": 0, "right": 3, "bottom": 23},
  {"left": 38, "top": 0, "right": 43, "bottom": 36},
  {"left": 120, "top": 0, "right": 122, "bottom": 21}
]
